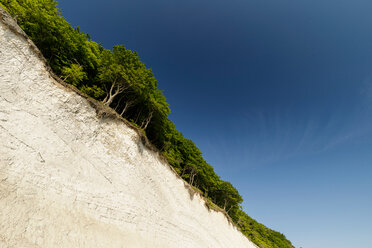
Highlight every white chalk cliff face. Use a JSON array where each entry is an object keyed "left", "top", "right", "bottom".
[{"left": 0, "top": 9, "right": 257, "bottom": 248}]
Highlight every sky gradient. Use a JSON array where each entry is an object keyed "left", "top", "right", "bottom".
[{"left": 58, "top": 1, "right": 372, "bottom": 247}]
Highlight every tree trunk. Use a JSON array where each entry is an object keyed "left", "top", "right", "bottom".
[
  {"left": 102, "top": 82, "right": 126, "bottom": 106},
  {"left": 62, "top": 74, "right": 70, "bottom": 83},
  {"left": 103, "top": 94, "right": 108, "bottom": 103},
  {"left": 223, "top": 198, "right": 229, "bottom": 211},
  {"left": 189, "top": 168, "right": 197, "bottom": 186},
  {"left": 115, "top": 96, "right": 124, "bottom": 111},
  {"left": 120, "top": 100, "right": 134, "bottom": 116},
  {"left": 135, "top": 108, "right": 143, "bottom": 123},
  {"left": 141, "top": 111, "right": 153, "bottom": 130},
  {"left": 226, "top": 204, "right": 234, "bottom": 214}
]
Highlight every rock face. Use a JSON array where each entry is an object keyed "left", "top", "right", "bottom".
[{"left": 0, "top": 9, "right": 257, "bottom": 248}]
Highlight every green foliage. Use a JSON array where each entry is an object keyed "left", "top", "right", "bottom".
[
  {"left": 0, "top": 1, "right": 294, "bottom": 247},
  {"left": 234, "top": 209, "right": 294, "bottom": 248},
  {"left": 61, "top": 64, "right": 87, "bottom": 87},
  {"left": 80, "top": 85, "right": 105, "bottom": 98}
]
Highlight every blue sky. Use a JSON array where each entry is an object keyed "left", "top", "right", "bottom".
[{"left": 58, "top": 0, "right": 372, "bottom": 247}]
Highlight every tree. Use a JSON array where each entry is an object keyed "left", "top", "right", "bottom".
[
  {"left": 61, "top": 63, "right": 87, "bottom": 87},
  {"left": 0, "top": 1, "right": 295, "bottom": 246},
  {"left": 214, "top": 181, "right": 243, "bottom": 213},
  {"left": 98, "top": 49, "right": 129, "bottom": 106}
]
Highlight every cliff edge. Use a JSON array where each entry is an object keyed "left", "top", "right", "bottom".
[{"left": 0, "top": 8, "right": 257, "bottom": 248}]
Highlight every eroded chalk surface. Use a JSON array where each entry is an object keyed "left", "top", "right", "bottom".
[{"left": 0, "top": 11, "right": 256, "bottom": 248}]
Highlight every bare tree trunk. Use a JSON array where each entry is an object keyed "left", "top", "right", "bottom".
[
  {"left": 115, "top": 96, "right": 125, "bottom": 111},
  {"left": 135, "top": 108, "right": 143, "bottom": 123},
  {"left": 103, "top": 94, "right": 108, "bottom": 103},
  {"left": 223, "top": 198, "right": 229, "bottom": 210},
  {"left": 120, "top": 100, "right": 135, "bottom": 116},
  {"left": 189, "top": 168, "right": 197, "bottom": 186},
  {"left": 102, "top": 83, "right": 115, "bottom": 105},
  {"left": 62, "top": 74, "right": 70, "bottom": 83},
  {"left": 140, "top": 111, "right": 153, "bottom": 130},
  {"left": 226, "top": 204, "right": 234, "bottom": 214},
  {"left": 103, "top": 83, "right": 117, "bottom": 106},
  {"left": 102, "top": 82, "right": 127, "bottom": 106},
  {"left": 190, "top": 173, "right": 195, "bottom": 186}
]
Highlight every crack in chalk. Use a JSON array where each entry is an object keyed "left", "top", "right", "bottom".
[
  {"left": 14, "top": 109, "right": 38, "bottom": 118},
  {"left": 48, "top": 125, "right": 114, "bottom": 185},
  {"left": 0, "top": 124, "right": 37, "bottom": 152},
  {"left": 0, "top": 96, "right": 11, "bottom": 103},
  {"left": 38, "top": 152, "right": 45, "bottom": 163}
]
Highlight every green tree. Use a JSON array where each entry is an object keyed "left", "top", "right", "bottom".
[
  {"left": 0, "top": 1, "right": 295, "bottom": 247},
  {"left": 61, "top": 63, "right": 87, "bottom": 87}
]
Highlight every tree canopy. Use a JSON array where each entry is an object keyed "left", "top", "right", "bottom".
[{"left": 0, "top": 1, "right": 294, "bottom": 247}]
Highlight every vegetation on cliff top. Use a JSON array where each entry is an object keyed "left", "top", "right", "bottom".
[{"left": 0, "top": 1, "right": 294, "bottom": 247}]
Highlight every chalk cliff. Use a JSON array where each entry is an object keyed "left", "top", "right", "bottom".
[{"left": 0, "top": 9, "right": 257, "bottom": 248}]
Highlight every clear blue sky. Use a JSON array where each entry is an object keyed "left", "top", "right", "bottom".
[{"left": 58, "top": 1, "right": 372, "bottom": 247}]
